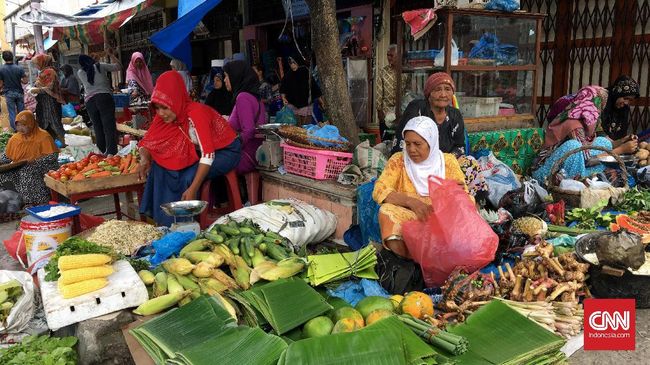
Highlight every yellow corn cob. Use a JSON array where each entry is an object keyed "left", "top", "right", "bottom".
[
  {"left": 59, "top": 278, "right": 108, "bottom": 299},
  {"left": 138, "top": 270, "right": 155, "bottom": 285},
  {"left": 133, "top": 290, "right": 190, "bottom": 316},
  {"left": 59, "top": 265, "right": 114, "bottom": 285},
  {"left": 162, "top": 258, "right": 195, "bottom": 275},
  {"left": 58, "top": 254, "right": 111, "bottom": 270}
]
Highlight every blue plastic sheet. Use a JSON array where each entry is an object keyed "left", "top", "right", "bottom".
[
  {"left": 305, "top": 125, "right": 349, "bottom": 147},
  {"left": 357, "top": 180, "right": 381, "bottom": 247},
  {"left": 275, "top": 106, "right": 297, "bottom": 125},
  {"left": 62, "top": 103, "right": 77, "bottom": 118},
  {"left": 485, "top": 0, "right": 521, "bottom": 12},
  {"left": 327, "top": 279, "right": 389, "bottom": 307},
  {"left": 469, "top": 33, "right": 518, "bottom": 65},
  {"left": 149, "top": 231, "right": 196, "bottom": 267}
]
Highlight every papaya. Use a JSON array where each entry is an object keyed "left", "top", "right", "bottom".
[
  {"left": 399, "top": 291, "right": 434, "bottom": 320},
  {"left": 615, "top": 215, "right": 650, "bottom": 235},
  {"left": 365, "top": 309, "right": 394, "bottom": 326}
]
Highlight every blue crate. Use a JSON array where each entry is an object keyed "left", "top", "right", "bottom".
[
  {"left": 113, "top": 94, "right": 131, "bottom": 108},
  {"left": 406, "top": 49, "right": 440, "bottom": 60},
  {"left": 26, "top": 204, "right": 81, "bottom": 222}
]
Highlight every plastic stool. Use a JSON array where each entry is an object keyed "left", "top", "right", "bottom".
[
  {"left": 244, "top": 171, "right": 261, "bottom": 205},
  {"left": 199, "top": 170, "right": 243, "bottom": 229}
]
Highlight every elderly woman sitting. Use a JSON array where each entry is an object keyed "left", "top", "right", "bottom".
[
  {"left": 373, "top": 116, "right": 468, "bottom": 259},
  {"left": 0, "top": 110, "right": 59, "bottom": 206}
]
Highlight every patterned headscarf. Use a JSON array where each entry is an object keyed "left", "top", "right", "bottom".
[
  {"left": 31, "top": 54, "right": 53, "bottom": 70},
  {"left": 424, "top": 72, "right": 455, "bottom": 99}
]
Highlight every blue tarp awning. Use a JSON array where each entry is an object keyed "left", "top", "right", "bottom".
[{"left": 150, "top": 0, "right": 223, "bottom": 70}]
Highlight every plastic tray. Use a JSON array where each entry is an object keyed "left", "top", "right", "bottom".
[{"left": 26, "top": 204, "right": 81, "bottom": 222}]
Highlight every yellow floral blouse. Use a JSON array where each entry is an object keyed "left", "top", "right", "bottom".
[{"left": 373, "top": 152, "right": 467, "bottom": 204}]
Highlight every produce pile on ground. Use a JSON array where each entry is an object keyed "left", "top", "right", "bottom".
[
  {"left": 0, "top": 335, "right": 78, "bottom": 365},
  {"left": 0, "top": 132, "right": 12, "bottom": 152},
  {"left": 46, "top": 151, "right": 139, "bottom": 182},
  {"left": 635, "top": 141, "right": 650, "bottom": 167},
  {"left": 85, "top": 220, "right": 163, "bottom": 255}
]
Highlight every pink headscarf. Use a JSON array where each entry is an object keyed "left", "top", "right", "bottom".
[{"left": 126, "top": 52, "right": 154, "bottom": 96}]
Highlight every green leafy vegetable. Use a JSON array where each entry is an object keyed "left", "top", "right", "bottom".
[
  {"left": 127, "top": 258, "right": 151, "bottom": 272},
  {"left": 0, "top": 335, "right": 77, "bottom": 365},
  {"left": 44, "top": 237, "right": 115, "bottom": 281},
  {"left": 616, "top": 188, "right": 650, "bottom": 213}
]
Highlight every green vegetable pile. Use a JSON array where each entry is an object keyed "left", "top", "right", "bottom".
[
  {"left": 565, "top": 200, "right": 614, "bottom": 230},
  {"left": 44, "top": 237, "right": 115, "bottom": 281},
  {"left": 615, "top": 188, "right": 650, "bottom": 213},
  {"left": 0, "top": 132, "right": 12, "bottom": 153},
  {"left": 0, "top": 335, "right": 77, "bottom": 365}
]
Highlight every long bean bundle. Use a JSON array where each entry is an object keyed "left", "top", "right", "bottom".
[{"left": 397, "top": 314, "right": 468, "bottom": 355}]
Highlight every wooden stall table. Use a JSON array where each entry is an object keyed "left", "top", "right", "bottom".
[{"left": 44, "top": 174, "right": 146, "bottom": 234}]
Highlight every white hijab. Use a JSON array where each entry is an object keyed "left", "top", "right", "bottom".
[{"left": 402, "top": 116, "right": 446, "bottom": 196}]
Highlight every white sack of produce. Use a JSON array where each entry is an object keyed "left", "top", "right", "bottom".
[
  {"left": 0, "top": 270, "right": 35, "bottom": 333},
  {"left": 211, "top": 199, "right": 337, "bottom": 248}
]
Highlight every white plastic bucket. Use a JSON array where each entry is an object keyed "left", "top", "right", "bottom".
[{"left": 20, "top": 216, "right": 72, "bottom": 273}]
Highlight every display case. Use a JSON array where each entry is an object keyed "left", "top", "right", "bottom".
[{"left": 395, "top": 8, "right": 545, "bottom": 131}]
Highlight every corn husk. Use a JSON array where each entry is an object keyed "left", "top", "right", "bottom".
[
  {"left": 167, "top": 326, "right": 287, "bottom": 365},
  {"left": 240, "top": 278, "right": 332, "bottom": 335},
  {"left": 278, "top": 317, "right": 438, "bottom": 365},
  {"left": 307, "top": 245, "right": 378, "bottom": 286},
  {"left": 130, "top": 296, "right": 236, "bottom": 364},
  {"left": 448, "top": 300, "right": 566, "bottom": 365}
]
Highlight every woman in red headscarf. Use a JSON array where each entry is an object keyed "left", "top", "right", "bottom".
[{"left": 137, "top": 71, "right": 241, "bottom": 226}]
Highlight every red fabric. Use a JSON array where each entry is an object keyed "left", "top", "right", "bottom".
[
  {"left": 424, "top": 72, "right": 455, "bottom": 98},
  {"left": 402, "top": 9, "right": 437, "bottom": 38},
  {"left": 140, "top": 71, "right": 237, "bottom": 171}
]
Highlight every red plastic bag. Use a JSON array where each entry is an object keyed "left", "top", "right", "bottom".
[
  {"left": 79, "top": 214, "right": 105, "bottom": 231},
  {"left": 3, "top": 231, "right": 27, "bottom": 267},
  {"left": 403, "top": 176, "right": 498, "bottom": 287}
]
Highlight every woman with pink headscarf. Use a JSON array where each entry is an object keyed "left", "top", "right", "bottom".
[{"left": 126, "top": 52, "right": 154, "bottom": 101}]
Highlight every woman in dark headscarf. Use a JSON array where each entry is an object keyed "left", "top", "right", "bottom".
[
  {"left": 60, "top": 64, "right": 80, "bottom": 104},
  {"left": 280, "top": 56, "right": 322, "bottom": 125},
  {"left": 223, "top": 60, "right": 266, "bottom": 175},
  {"left": 601, "top": 75, "right": 640, "bottom": 141},
  {"left": 77, "top": 50, "right": 122, "bottom": 155},
  {"left": 204, "top": 70, "right": 233, "bottom": 116}
]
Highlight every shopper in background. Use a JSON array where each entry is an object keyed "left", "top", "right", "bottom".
[
  {"left": 0, "top": 51, "right": 27, "bottom": 131},
  {"left": 170, "top": 59, "right": 192, "bottom": 93},
  {"left": 280, "top": 56, "right": 322, "bottom": 125},
  {"left": 252, "top": 64, "right": 272, "bottom": 117},
  {"left": 204, "top": 70, "right": 233, "bottom": 116},
  {"left": 77, "top": 49, "right": 121, "bottom": 155},
  {"left": 59, "top": 65, "right": 81, "bottom": 104},
  {"left": 31, "top": 54, "right": 66, "bottom": 145},
  {"left": 126, "top": 52, "right": 154, "bottom": 102}
]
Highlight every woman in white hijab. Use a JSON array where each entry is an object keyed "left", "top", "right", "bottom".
[
  {"left": 170, "top": 59, "right": 193, "bottom": 93},
  {"left": 372, "top": 116, "right": 467, "bottom": 258}
]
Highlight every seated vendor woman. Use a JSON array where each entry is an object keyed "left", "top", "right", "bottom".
[
  {"left": 137, "top": 71, "right": 242, "bottom": 227},
  {"left": 0, "top": 110, "right": 59, "bottom": 206},
  {"left": 373, "top": 116, "right": 467, "bottom": 258},
  {"left": 532, "top": 85, "right": 639, "bottom": 183}
]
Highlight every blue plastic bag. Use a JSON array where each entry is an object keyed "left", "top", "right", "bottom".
[
  {"left": 275, "top": 106, "right": 297, "bottom": 125},
  {"left": 149, "top": 231, "right": 196, "bottom": 267},
  {"left": 357, "top": 180, "right": 381, "bottom": 247},
  {"left": 485, "top": 0, "right": 520, "bottom": 12},
  {"left": 62, "top": 103, "right": 77, "bottom": 118},
  {"left": 327, "top": 279, "right": 390, "bottom": 307},
  {"left": 306, "top": 125, "right": 349, "bottom": 147}
]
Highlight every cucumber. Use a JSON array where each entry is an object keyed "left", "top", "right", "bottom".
[
  {"left": 227, "top": 238, "right": 240, "bottom": 255},
  {"left": 204, "top": 231, "right": 225, "bottom": 244},
  {"left": 239, "top": 226, "right": 254, "bottom": 235},
  {"left": 253, "top": 234, "right": 265, "bottom": 246},
  {"left": 239, "top": 242, "right": 253, "bottom": 266},
  {"left": 227, "top": 221, "right": 239, "bottom": 228},
  {"left": 245, "top": 237, "right": 255, "bottom": 258},
  {"left": 265, "top": 231, "right": 283, "bottom": 240},
  {"left": 220, "top": 225, "right": 241, "bottom": 236},
  {"left": 263, "top": 236, "right": 282, "bottom": 245},
  {"left": 259, "top": 243, "right": 267, "bottom": 253},
  {"left": 266, "top": 243, "right": 289, "bottom": 261}
]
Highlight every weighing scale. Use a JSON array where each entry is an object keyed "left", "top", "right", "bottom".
[
  {"left": 160, "top": 200, "right": 207, "bottom": 235},
  {"left": 255, "top": 123, "right": 284, "bottom": 170}
]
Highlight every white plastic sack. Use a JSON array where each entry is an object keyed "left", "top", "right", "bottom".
[
  {"left": 435, "top": 39, "right": 459, "bottom": 67},
  {"left": 478, "top": 152, "right": 521, "bottom": 206},
  {"left": 0, "top": 271, "right": 35, "bottom": 333},
  {"left": 210, "top": 199, "right": 337, "bottom": 249},
  {"left": 64, "top": 134, "right": 94, "bottom": 147}
]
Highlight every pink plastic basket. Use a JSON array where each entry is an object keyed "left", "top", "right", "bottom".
[{"left": 281, "top": 143, "right": 353, "bottom": 180}]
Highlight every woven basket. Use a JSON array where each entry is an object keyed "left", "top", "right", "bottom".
[
  {"left": 547, "top": 145, "right": 628, "bottom": 208},
  {"left": 277, "top": 125, "right": 352, "bottom": 152}
]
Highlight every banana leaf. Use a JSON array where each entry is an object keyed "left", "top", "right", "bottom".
[
  {"left": 278, "top": 317, "right": 438, "bottom": 365},
  {"left": 240, "top": 278, "right": 332, "bottom": 335},
  {"left": 448, "top": 301, "right": 566, "bottom": 365},
  {"left": 307, "top": 245, "right": 378, "bottom": 286},
  {"left": 167, "top": 326, "right": 287, "bottom": 365},
  {"left": 130, "top": 296, "right": 236, "bottom": 364}
]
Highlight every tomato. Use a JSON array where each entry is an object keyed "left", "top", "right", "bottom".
[
  {"left": 69, "top": 169, "right": 79, "bottom": 177},
  {"left": 108, "top": 157, "right": 120, "bottom": 166},
  {"left": 76, "top": 162, "right": 85, "bottom": 171},
  {"left": 60, "top": 175, "right": 68, "bottom": 182},
  {"left": 63, "top": 168, "right": 75, "bottom": 177},
  {"left": 90, "top": 155, "right": 100, "bottom": 163}
]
